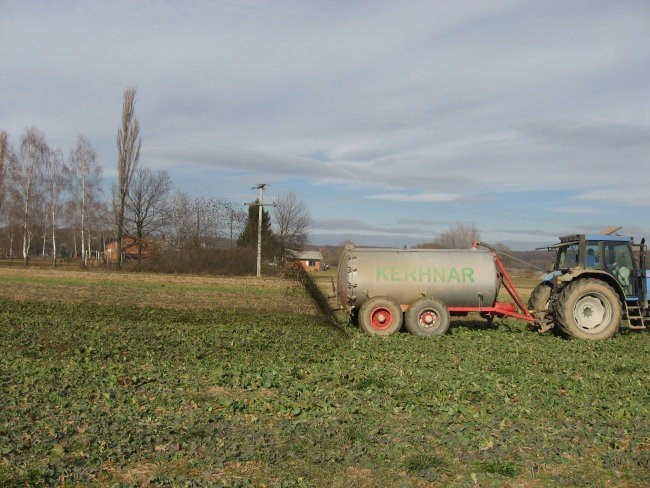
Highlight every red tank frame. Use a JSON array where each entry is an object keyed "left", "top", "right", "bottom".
[{"left": 445, "top": 242, "right": 536, "bottom": 322}]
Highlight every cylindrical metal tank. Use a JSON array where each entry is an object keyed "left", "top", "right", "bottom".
[{"left": 337, "top": 245, "right": 500, "bottom": 312}]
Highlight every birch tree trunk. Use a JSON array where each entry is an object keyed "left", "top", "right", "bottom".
[
  {"left": 69, "top": 134, "right": 101, "bottom": 270},
  {"left": 81, "top": 178, "right": 86, "bottom": 267},
  {"left": 9, "top": 228, "right": 14, "bottom": 258},
  {"left": 18, "top": 128, "right": 47, "bottom": 267},
  {"left": 51, "top": 221, "right": 57, "bottom": 266}
]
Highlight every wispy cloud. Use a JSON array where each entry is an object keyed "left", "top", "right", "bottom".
[
  {"left": 546, "top": 207, "right": 600, "bottom": 214},
  {"left": 366, "top": 193, "right": 460, "bottom": 203},
  {"left": 571, "top": 189, "right": 650, "bottom": 206},
  {"left": 1, "top": 0, "right": 649, "bottom": 247}
]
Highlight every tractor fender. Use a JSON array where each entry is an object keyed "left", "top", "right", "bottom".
[{"left": 553, "top": 269, "right": 627, "bottom": 306}]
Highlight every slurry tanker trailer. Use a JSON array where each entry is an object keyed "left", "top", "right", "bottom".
[
  {"left": 336, "top": 233, "right": 649, "bottom": 339},
  {"left": 336, "top": 243, "right": 533, "bottom": 337}
]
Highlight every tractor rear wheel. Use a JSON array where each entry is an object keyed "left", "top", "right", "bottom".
[
  {"left": 358, "top": 297, "right": 403, "bottom": 335},
  {"left": 555, "top": 279, "right": 621, "bottom": 340},
  {"left": 405, "top": 297, "right": 450, "bottom": 336}
]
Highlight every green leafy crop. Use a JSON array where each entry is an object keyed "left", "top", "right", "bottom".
[{"left": 1, "top": 275, "right": 648, "bottom": 486}]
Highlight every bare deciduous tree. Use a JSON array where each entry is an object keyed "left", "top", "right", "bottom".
[
  {"left": 69, "top": 134, "right": 102, "bottom": 268},
  {"left": 434, "top": 222, "right": 480, "bottom": 249},
  {"left": 169, "top": 193, "right": 218, "bottom": 250},
  {"left": 43, "top": 148, "right": 70, "bottom": 266},
  {"left": 222, "top": 200, "right": 247, "bottom": 247},
  {"left": 82, "top": 200, "right": 112, "bottom": 263},
  {"left": 160, "top": 192, "right": 251, "bottom": 274},
  {"left": 11, "top": 127, "right": 47, "bottom": 266},
  {"left": 114, "top": 86, "right": 141, "bottom": 269},
  {"left": 274, "top": 192, "right": 312, "bottom": 253},
  {"left": 166, "top": 193, "right": 245, "bottom": 251},
  {"left": 125, "top": 166, "right": 171, "bottom": 262},
  {"left": 166, "top": 192, "right": 192, "bottom": 251}
]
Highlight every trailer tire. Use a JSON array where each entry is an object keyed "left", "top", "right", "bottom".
[
  {"left": 358, "top": 297, "right": 403, "bottom": 335},
  {"left": 405, "top": 298, "right": 450, "bottom": 336},
  {"left": 555, "top": 279, "right": 621, "bottom": 340}
]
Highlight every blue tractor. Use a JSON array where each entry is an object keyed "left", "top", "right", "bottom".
[{"left": 529, "top": 228, "right": 648, "bottom": 339}]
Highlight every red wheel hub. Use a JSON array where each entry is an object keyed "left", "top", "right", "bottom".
[
  {"left": 419, "top": 310, "right": 439, "bottom": 328},
  {"left": 370, "top": 307, "right": 394, "bottom": 330}
]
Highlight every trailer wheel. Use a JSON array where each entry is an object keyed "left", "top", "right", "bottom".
[
  {"left": 358, "top": 297, "right": 403, "bottom": 335},
  {"left": 555, "top": 279, "right": 621, "bottom": 340},
  {"left": 405, "top": 298, "right": 450, "bottom": 336}
]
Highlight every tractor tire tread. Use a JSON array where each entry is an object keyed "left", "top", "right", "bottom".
[{"left": 555, "top": 278, "right": 621, "bottom": 340}]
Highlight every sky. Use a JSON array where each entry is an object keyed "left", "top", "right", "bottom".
[{"left": 1, "top": 0, "right": 649, "bottom": 250}]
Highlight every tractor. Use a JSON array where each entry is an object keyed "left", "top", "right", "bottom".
[{"left": 529, "top": 227, "right": 648, "bottom": 339}]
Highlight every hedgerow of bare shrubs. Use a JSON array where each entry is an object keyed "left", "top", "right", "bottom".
[{"left": 128, "top": 247, "right": 266, "bottom": 276}]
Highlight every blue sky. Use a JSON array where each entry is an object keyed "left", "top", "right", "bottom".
[{"left": 2, "top": 0, "right": 649, "bottom": 249}]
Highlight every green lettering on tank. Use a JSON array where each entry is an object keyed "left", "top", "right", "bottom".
[
  {"left": 433, "top": 267, "right": 446, "bottom": 282},
  {"left": 419, "top": 267, "right": 431, "bottom": 282},
  {"left": 376, "top": 266, "right": 390, "bottom": 281},
  {"left": 405, "top": 265, "right": 417, "bottom": 282},
  {"left": 448, "top": 268, "right": 459, "bottom": 282},
  {"left": 391, "top": 266, "right": 401, "bottom": 281},
  {"left": 375, "top": 266, "right": 476, "bottom": 282},
  {"left": 463, "top": 268, "right": 475, "bottom": 282}
]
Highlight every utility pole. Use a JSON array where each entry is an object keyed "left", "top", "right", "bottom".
[
  {"left": 255, "top": 184, "right": 265, "bottom": 278},
  {"left": 250, "top": 183, "right": 274, "bottom": 278}
]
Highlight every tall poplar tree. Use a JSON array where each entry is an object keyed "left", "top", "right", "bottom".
[
  {"left": 0, "top": 131, "right": 8, "bottom": 216},
  {"left": 114, "top": 87, "right": 141, "bottom": 268}
]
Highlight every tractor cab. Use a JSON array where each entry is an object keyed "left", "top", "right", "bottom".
[{"left": 552, "top": 234, "right": 639, "bottom": 298}]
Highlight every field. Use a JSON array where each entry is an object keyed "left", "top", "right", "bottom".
[{"left": 1, "top": 267, "right": 648, "bottom": 487}]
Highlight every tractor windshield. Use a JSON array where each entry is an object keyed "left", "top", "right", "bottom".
[{"left": 557, "top": 243, "right": 579, "bottom": 269}]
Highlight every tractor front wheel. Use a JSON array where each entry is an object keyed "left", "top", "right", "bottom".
[
  {"left": 555, "top": 279, "right": 621, "bottom": 340},
  {"left": 528, "top": 281, "right": 554, "bottom": 331},
  {"left": 358, "top": 297, "right": 403, "bottom": 335},
  {"left": 528, "top": 282, "right": 552, "bottom": 317}
]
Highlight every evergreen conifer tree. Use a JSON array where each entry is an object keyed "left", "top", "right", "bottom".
[{"left": 237, "top": 200, "right": 277, "bottom": 254}]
